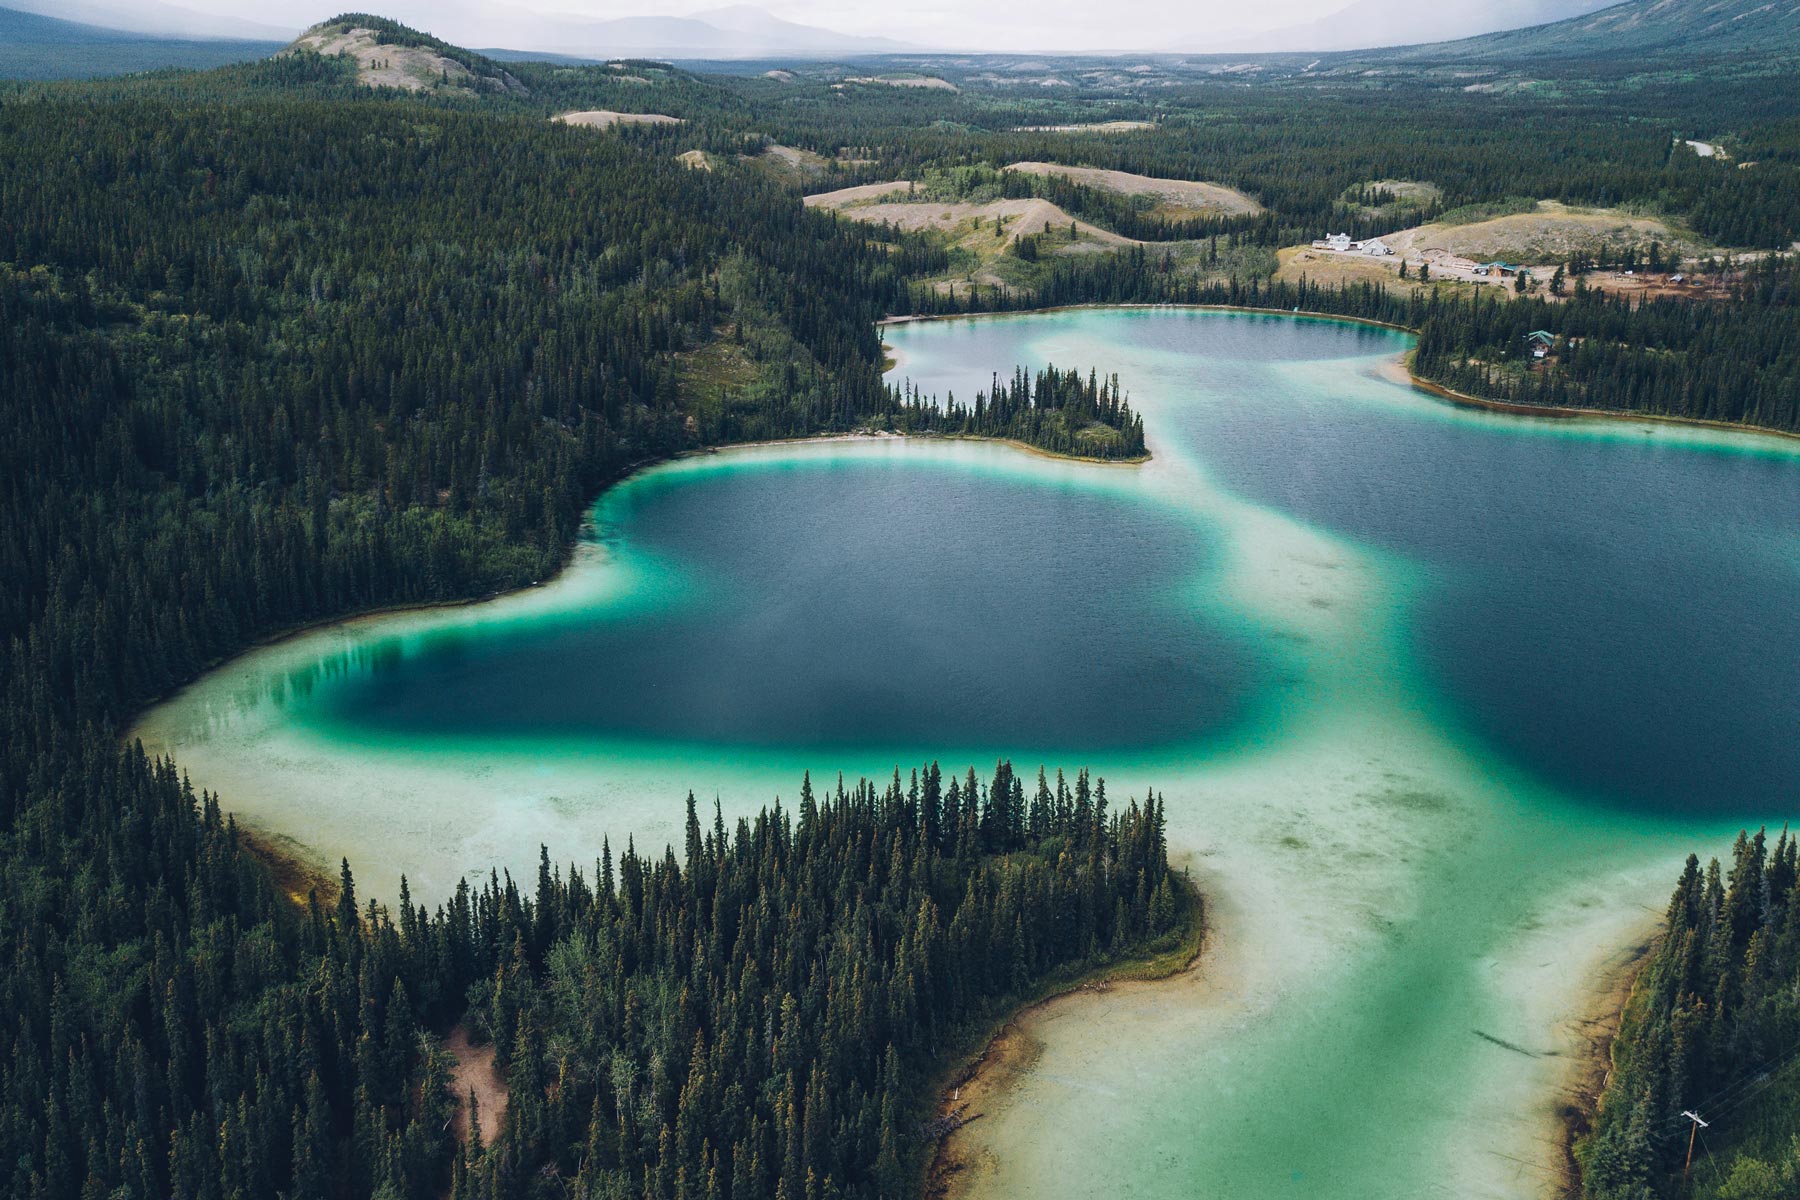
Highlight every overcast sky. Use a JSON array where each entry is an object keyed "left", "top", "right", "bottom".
[
  {"left": 57, "top": 0, "right": 1602, "bottom": 54},
  {"left": 116, "top": 0, "right": 1373, "bottom": 50}
]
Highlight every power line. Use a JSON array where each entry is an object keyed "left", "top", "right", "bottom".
[{"left": 1680, "top": 1110, "right": 1709, "bottom": 1187}]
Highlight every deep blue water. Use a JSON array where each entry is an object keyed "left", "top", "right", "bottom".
[
  {"left": 893, "top": 308, "right": 1800, "bottom": 815},
  {"left": 304, "top": 307, "right": 1800, "bottom": 815},
  {"left": 314, "top": 454, "right": 1266, "bottom": 754}
]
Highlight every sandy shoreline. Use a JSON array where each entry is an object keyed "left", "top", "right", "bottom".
[
  {"left": 879, "top": 301, "right": 1418, "bottom": 338},
  {"left": 928, "top": 869, "right": 1211, "bottom": 1199},
  {"left": 1378, "top": 356, "right": 1800, "bottom": 447},
  {"left": 1552, "top": 914, "right": 1662, "bottom": 1195},
  {"left": 690, "top": 429, "right": 1147, "bottom": 466}
]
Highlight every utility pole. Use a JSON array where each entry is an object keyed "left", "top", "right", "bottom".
[{"left": 1681, "top": 1110, "right": 1709, "bottom": 1186}]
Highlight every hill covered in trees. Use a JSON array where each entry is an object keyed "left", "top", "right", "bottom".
[
  {"left": 458, "top": 767, "right": 1188, "bottom": 1200},
  {"left": 284, "top": 14, "right": 528, "bottom": 95}
]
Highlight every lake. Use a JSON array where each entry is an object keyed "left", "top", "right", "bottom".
[{"left": 135, "top": 307, "right": 1800, "bottom": 1200}]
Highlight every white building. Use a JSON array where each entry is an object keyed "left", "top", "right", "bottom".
[{"left": 1360, "top": 238, "right": 1394, "bottom": 256}]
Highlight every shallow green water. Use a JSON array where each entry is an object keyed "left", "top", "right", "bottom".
[{"left": 137, "top": 308, "right": 1800, "bottom": 1200}]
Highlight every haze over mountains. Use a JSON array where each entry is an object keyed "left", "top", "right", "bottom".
[
  {"left": 1386, "top": 0, "right": 1800, "bottom": 57},
  {"left": 1, "top": 0, "right": 289, "bottom": 39},
  {"left": 2, "top": 0, "right": 1796, "bottom": 64},
  {"left": 1198, "top": 0, "right": 1623, "bottom": 51}
]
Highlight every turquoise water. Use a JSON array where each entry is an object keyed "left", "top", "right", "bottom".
[
  {"left": 136, "top": 307, "right": 1800, "bottom": 1200},
  {"left": 310, "top": 454, "right": 1265, "bottom": 755}
]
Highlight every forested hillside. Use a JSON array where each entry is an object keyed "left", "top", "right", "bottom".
[{"left": 462, "top": 768, "right": 1186, "bottom": 1200}]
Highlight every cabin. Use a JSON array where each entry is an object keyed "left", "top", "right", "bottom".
[
  {"left": 1525, "top": 330, "right": 1555, "bottom": 359},
  {"left": 1474, "top": 261, "right": 1520, "bottom": 278}
]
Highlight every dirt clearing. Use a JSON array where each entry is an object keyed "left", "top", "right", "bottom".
[
  {"left": 1005, "top": 162, "right": 1262, "bottom": 215},
  {"left": 1381, "top": 201, "right": 1712, "bottom": 263},
  {"left": 446, "top": 1025, "right": 507, "bottom": 1148},
  {"left": 555, "top": 110, "right": 683, "bottom": 129},
  {"left": 813, "top": 195, "right": 1137, "bottom": 247}
]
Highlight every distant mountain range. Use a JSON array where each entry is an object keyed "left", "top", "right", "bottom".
[
  {"left": 0, "top": 0, "right": 292, "bottom": 40},
  {"left": 283, "top": 2, "right": 923, "bottom": 60},
  {"left": 0, "top": 4, "right": 282, "bottom": 78},
  {"left": 1381, "top": 0, "right": 1800, "bottom": 58},
  {"left": 1186, "top": 0, "right": 1621, "bottom": 53},
  {"left": 2, "top": 0, "right": 1796, "bottom": 75},
  {"left": 0, "top": 1, "right": 918, "bottom": 61}
]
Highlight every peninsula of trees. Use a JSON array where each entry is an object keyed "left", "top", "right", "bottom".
[
  {"left": 1581, "top": 831, "right": 1800, "bottom": 1200},
  {"left": 894, "top": 363, "right": 1147, "bottom": 460}
]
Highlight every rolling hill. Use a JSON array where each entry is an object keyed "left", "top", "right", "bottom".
[
  {"left": 285, "top": 15, "right": 528, "bottom": 95},
  {"left": 271, "top": 2, "right": 921, "bottom": 61}
]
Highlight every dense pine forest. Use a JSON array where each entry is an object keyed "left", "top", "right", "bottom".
[
  {"left": 1581, "top": 833, "right": 1800, "bottom": 1200},
  {"left": 460, "top": 767, "right": 1185, "bottom": 1200}
]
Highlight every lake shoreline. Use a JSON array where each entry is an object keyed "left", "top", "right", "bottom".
[
  {"left": 925, "top": 870, "right": 1208, "bottom": 1199},
  {"left": 1384, "top": 354, "right": 1800, "bottom": 446},
  {"left": 1555, "top": 917, "right": 1662, "bottom": 1197},
  {"left": 129, "top": 305, "right": 1770, "bottom": 1200},
  {"left": 124, "top": 428, "right": 1141, "bottom": 769},
  {"left": 885, "top": 302, "right": 1800, "bottom": 447},
  {"left": 689, "top": 429, "right": 1148, "bottom": 466},
  {"left": 879, "top": 301, "right": 1417, "bottom": 337}
]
